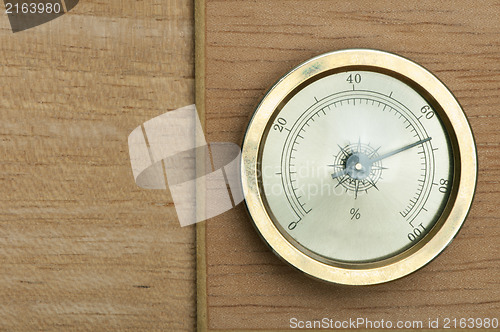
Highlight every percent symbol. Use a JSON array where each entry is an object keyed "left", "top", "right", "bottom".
[{"left": 350, "top": 208, "right": 361, "bottom": 220}]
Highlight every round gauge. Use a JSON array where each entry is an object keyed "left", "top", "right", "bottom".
[{"left": 241, "top": 49, "right": 477, "bottom": 285}]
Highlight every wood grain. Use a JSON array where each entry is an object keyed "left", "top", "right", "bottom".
[
  {"left": 198, "top": 0, "right": 500, "bottom": 330},
  {"left": 0, "top": 1, "right": 195, "bottom": 330}
]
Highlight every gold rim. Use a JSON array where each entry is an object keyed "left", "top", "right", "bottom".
[{"left": 241, "top": 49, "right": 477, "bottom": 285}]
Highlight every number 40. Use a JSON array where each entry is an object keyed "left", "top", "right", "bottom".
[{"left": 346, "top": 73, "right": 361, "bottom": 84}]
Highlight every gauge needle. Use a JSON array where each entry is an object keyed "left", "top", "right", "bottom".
[
  {"left": 330, "top": 137, "right": 432, "bottom": 180},
  {"left": 370, "top": 137, "right": 432, "bottom": 163}
]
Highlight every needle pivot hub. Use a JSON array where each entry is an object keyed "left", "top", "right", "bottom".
[
  {"left": 330, "top": 142, "right": 384, "bottom": 196},
  {"left": 345, "top": 153, "right": 372, "bottom": 180}
]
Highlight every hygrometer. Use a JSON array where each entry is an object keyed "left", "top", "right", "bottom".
[{"left": 241, "top": 49, "right": 477, "bottom": 285}]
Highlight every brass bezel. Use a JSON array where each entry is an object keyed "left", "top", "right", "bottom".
[{"left": 241, "top": 49, "right": 477, "bottom": 285}]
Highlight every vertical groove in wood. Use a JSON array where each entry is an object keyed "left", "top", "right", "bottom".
[{"left": 195, "top": 0, "right": 208, "bottom": 331}]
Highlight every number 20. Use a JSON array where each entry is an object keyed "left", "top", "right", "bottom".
[{"left": 273, "top": 117, "right": 287, "bottom": 132}]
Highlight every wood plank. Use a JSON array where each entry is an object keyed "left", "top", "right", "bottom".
[
  {"left": 0, "top": 1, "right": 195, "bottom": 330},
  {"left": 198, "top": 0, "right": 500, "bottom": 330}
]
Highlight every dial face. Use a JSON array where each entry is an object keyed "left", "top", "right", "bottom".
[{"left": 259, "top": 70, "right": 453, "bottom": 263}]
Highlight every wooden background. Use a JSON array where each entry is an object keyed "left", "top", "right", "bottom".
[
  {"left": 199, "top": 0, "right": 500, "bottom": 330},
  {"left": 0, "top": 0, "right": 195, "bottom": 330},
  {"left": 1, "top": 0, "right": 499, "bottom": 331}
]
